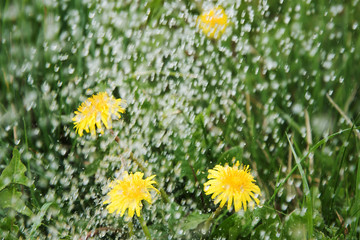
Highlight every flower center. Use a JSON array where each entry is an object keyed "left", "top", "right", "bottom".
[{"left": 223, "top": 175, "right": 245, "bottom": 193}]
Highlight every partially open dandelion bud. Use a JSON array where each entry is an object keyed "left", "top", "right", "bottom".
[
  {"left": 197, "top": 6, "right": 229, "bottom": 40},
  {"left": 72, "top": 92, "right": 125, "bottom": 137}
]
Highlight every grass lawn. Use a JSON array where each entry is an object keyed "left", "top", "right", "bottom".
[{"left": 1, "top": 0, "right": 360, "bottom": 239}]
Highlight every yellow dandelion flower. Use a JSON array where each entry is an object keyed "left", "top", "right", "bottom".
[
  {"left": 204, "top": 161, "right": 261, "bottom": 211},
  {"left": 197, "top": 6, "right": 229, "bottom": 40},
  {"left": 104, "top": 172, "right": 159, "bottom": 218},
  {"left": 72, "top": 92, "right": 125, "bottom": 137}
]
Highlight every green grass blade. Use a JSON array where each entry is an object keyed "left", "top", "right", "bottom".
[
  {"left": 286, "top": 134, "right": 313, "bottom": 238},
  {"left": 268, "top": 126, "right": 358, "bottom": 205}
]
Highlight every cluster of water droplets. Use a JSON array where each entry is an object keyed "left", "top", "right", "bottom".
[{"left": 1, "top": 0, "right": 359, "bottom": 238}]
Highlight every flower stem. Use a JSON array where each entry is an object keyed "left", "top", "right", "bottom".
[
  {"left": 160, "top": 188, "right": 170, "bottom": 204},
  {"left": 138, "top": 215, "right": 152, "bottom": 240},
  {"left": 129, "top": 152, "right": 147, "bottom": 172},
  {"left": 203, "top": 206, "right": 223, "bottom": 234},
  {"left": 128, "top": 220, "right": 134, "bottom": 238},
  {"left": 110, "top": 130, "right": 147, "bottom": 172},
  {"left": 110, "top": 130, "right": 171, "bottom": 204}
]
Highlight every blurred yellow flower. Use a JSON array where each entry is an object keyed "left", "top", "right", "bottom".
[
  {"left": 104, "top": 172, "right": 159, "bottom": 218},
  {"left": 197, "top": 6, "right": 229, "bottom": 40},
  {"left": 72, "top": 92, "right": 125, "bottom": 137},
  {"left": 204, "top": 161, "right": 261, "bottom": 211}
]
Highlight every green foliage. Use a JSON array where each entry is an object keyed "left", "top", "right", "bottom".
[
  {"left": 0, "top": 187, "right": 32, "bottom": 216},
  {"left": 212, "top": 210, "right": 261, "bottom": 239},
  {"left": 0, "top": 149, "right": 33, "bottom": 239},
  {"left": 350, "top": 150, "right": 360, "bottom": 238},
  {"left": 287, "top": 134, "right": 313, "bottom": 238},
  {"left": 1, "top": 0, "right": 360, "bottom": 238},
  {"left": 0, "top": 148, "right": 31, "bottom": 192},
  {"left": 217, "top": 146, "right": 243, "bottom": 165},
  {"left": 180, "top": 211, "right": 210, "bottom": 231},
  {"left": 251, "top": 207, "right": 281, "bottom": 239},
  {"left": 282, "top": 209, "right": 308, "bottom": 240},
  {"left": 28, "top": 202, "right": 53, "bottom": 239},
  {"left": 0, "top": 216, "right": 19, "bottom": 240},
  {"left": 0, "top": 149, "right": 32, "bottom": 216}
]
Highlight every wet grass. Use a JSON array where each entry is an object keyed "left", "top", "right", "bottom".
[{"left": 0, "top": 0, "right": 360, "bottom": 239}]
